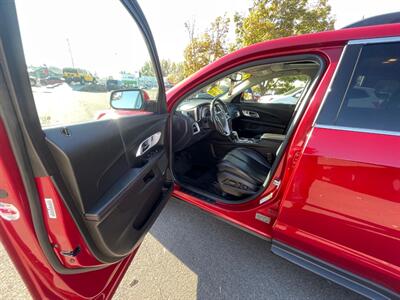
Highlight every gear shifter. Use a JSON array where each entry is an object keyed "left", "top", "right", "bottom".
[
  {"left": 230, "top": 131, "right": 255, "bottom": 144},
  {"left": 230, "top": 131, "right": 240, "bottom": 141}
]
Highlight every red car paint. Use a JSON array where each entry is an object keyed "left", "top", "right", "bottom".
[
  {"left": 35, "top": 176, "right": 104, "bottom": 268},
  {"left": 170, "top": 46, "right": 343, "bottom": 241},
  {"left": 273, "top": 127, "right": 400, "bottom": 293},
  {"left": 1, "top": 21, "right": 400, "bottom": 299},
  {"left": 0, "top": 120, "right": 136, "bottom": 299}
]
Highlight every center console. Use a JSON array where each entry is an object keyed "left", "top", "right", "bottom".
[
  {"left": 230, "top": 131, "right": 285, "bottom": 145},
  {"left": 230, "top": 131, "right": 256, "bottom": 144}
]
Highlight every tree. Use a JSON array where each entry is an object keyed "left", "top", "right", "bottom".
[
  {"left": 139, "top": 59, "right": 176, "bottom": 78},
  {"left": 232, "top": 0, "right": 334, "bottom": 94},
  {"left": 166, "top": 62, "right": 185, "bottom": 84},
  {"left": 234, "top": 0, "right": 335, "bottom": 48},
  {"left": 183, "top": 15, "right": 231, "bottom": 77},
  {"left": 139, "top": 61, "right": 155, "bottom": 77},
  {"left": 140, "top": 59, "right": 185, "bottom": 84}
]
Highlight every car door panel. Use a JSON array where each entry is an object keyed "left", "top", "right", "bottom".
[
  {"left": 232, "top": 103, "right": 294, "bottom": 137},
  {"left": 272, "top": 42, "right": 400, "bottom": 297},
  {"left": 273, "top": 127, "right": 400, "bottom": 297},
  {"left": 0, "top": 2, "right": 174, "bottom": 298},
  {"left": 0, "top": 0, "right": 172, "bottom": 284},
  {"left": 44, "top": 114, "right": 170, "bottom": 260}
]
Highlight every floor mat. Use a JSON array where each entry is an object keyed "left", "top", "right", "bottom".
[
  {"left": 184, "top": 165, "right": 210, "bottom": 179},
  {"left": 181, "top": 165, "right": 222, "bottom": 196}
]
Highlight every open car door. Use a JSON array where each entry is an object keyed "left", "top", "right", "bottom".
[{"left": 0, "top": 0, "right": 172, "bottom": 298}]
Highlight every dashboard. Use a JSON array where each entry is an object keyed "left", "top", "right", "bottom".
[
  {"left": 177, "top": 99, "right": 212, "bottom": 122},
  {"left": 172, "top": 99, "right": 240, "bottom": 152},
  {"left": 173, "top": 100, "right": 213, "bottom": 152}
]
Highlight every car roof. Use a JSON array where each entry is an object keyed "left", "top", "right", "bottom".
[
  {"left": 167, "top": 21, "right": 400, "bottom": 99},
  {"left": 230, "top": 23, "right": 400, "bottom": 60},
  {"left": 343, "top": 12, "right": 400, "bottom": 29}
]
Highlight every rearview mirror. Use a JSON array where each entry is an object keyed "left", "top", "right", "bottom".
[
  {"left": 229, "top": 73, "right": 243, "bottom": 82},
  {"left": 110, "top": 89, "right": 144, "bottom": 110}
]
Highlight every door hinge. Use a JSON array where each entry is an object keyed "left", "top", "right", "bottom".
[
  {"left": 60, "top": 246, "right": 80, "bottom": 257},
  {"left": 292, "top": 150, "right": 302, "bottom": 167},
  {"left": 272, "top": 179, "right": 281, "bottom": 187}
]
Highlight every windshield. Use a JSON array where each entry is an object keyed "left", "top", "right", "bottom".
[
  {"left": 283, "top": 86, "right": 304, "bottom": 96},
  {"left": 188, "top": 71, "right": 251, "bottom": 100}
]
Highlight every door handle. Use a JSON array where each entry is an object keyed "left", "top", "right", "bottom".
[
  {"left": 136, "top": 132, "right": 161, "bottom": 157},
  {"left": 242, "top": 110, "right": 260, "bottom": 118}
]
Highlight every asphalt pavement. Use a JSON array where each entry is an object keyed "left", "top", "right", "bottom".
[{"left": 0, "top": 198, "right": 364, "bottom": 299}]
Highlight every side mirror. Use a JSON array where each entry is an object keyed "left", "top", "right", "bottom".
[{"left": 110, "top": 89, "right": 144, "bottom": 110}]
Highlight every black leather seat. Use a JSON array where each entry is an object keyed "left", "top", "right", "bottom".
[{"left": 217, "top": 148, "right": 271, "bottom": 197}]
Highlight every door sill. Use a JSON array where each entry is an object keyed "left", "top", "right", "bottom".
[
  {"left": 177, "top": 181, "right": 259, "bottom": 205},
  {"left": 172, "top": 197, "right": 271, "bottom": 242}
]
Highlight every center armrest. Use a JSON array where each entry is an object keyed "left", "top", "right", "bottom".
[{"left": 260, "top": 133, "right": 286, "bottom": 141}]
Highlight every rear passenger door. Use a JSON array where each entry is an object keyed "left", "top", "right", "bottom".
[{"left": 272, "top": 39, "right": 400, "bottom": 298}]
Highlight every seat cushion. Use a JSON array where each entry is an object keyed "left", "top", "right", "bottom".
[{"left": 217, "top": 148, "right": 271, "bottom": 197}]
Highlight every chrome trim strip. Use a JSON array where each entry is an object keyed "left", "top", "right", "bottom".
[
  {"left": 348, "top": 36, "right": 400, "bottom": 45},
  {"left": 315, "top": 124, "right": 400, "bottom": 137},
  {"left": 314, "top": 36, "right": 400, "bottom": 137}
]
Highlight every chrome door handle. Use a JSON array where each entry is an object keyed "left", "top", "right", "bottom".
[
  {"left": 242, "top": 110, "right": 259, "bottom": 118},
  {"left": 136, "top": 132, "right": 161, "bottom": 157}
]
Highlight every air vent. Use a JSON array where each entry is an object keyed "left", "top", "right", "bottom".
[{"left": 192, "top": 122, "right": 200, "bottom": 135}]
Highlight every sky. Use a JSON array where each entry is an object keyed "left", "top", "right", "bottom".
[
  {"left": 139, "top": 0, "right": 400, "bottom": 61},
  {"left": 16, "top": 0, "right": 152, "bottom": 77},
  {"left": 15, "top": 0, "right": 400, "bottom": 77}
]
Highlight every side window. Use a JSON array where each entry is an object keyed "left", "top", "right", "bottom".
[
  {"left": 319, "top": 42, "right": 400, "bottom": 132},
  {"left": 241, "top": 75, "right": 309, "bottom": 105},
  {"left": 16, "top": 0, "right": 159, "bottom": 127},
  {"left": 180, "top": 61, "right": 321, "bottom": 112}
]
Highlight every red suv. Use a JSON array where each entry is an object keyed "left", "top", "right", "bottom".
[{"left": 0, "top": 1, "right": 399, "bottom": 299}]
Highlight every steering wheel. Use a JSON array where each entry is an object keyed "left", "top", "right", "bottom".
[{"left": 210, "top": 97, "right": 232, "bottom": 136}]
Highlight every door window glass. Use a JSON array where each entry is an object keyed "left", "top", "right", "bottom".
[
  {"left": 334, "top": 42, "right": 400, "bottom": 132},
  {"left": 16, "top": 0, "right": 159, "bottom": 127},
  {"left": 241, "top": 75, "right": 309, "bottom": 105}
]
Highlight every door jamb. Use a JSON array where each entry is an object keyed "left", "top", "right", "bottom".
[{"left": 169, "top": 54, "right": 326, "bottom": 204}]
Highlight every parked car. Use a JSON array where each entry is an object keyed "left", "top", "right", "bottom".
[
  {"left": 0, "top": 2, "right": 399, "bottom": 299},
  {"left": 345, "top": 86, "right": 385, "bottom": 108},
  {"left": 105, "top": 79, "right": 123, "bottom": 91},
  {"left": 28, "top": 76, "right": 37, "bottom": 86},
  {"left": 39, "top": 75, "right": 65, "bottom": 86},
  {"left": 259, "top": 87, "right": 304, "bottom": 104},
  {"left": 62, "top": 67, "right": 96, "bottom": 84}
]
